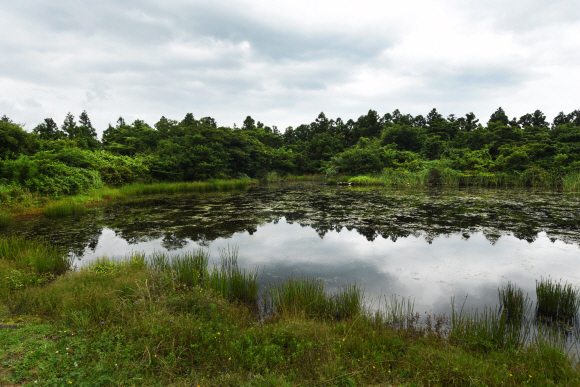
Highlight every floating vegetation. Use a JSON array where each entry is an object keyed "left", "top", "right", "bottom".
[{"left": 536, "top": 278, "right": 580, "bottom": 322}]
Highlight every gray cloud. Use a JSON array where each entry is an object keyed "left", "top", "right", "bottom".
[{"left": 1, "top": 1, "right": 579, "bottom": 132}]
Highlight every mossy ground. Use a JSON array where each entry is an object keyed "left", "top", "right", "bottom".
[{"left": 1, "top": 258, "right": 579, "bottom": 386}]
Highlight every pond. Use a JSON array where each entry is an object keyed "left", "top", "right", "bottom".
[{"left": 5, "top": 183, "right": 580, "bottom": 316}]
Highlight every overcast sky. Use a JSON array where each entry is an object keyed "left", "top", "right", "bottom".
[{"left": 2, "top": 0, "right": 579, "bottom": 134}]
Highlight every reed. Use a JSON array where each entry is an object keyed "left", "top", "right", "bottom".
[
  {"left": 283, "top": 174, "right": 324, "bottom": 182},
  {"left": 347, "top": 175, "right": 383, "bottom": 185},
  {"left": 43, "top": 200, "right": 88, "bottom": 217},
  {"left": 0, "top": 212, "right": 14, "bottom": 228},
  {"left": 375, "top": 295, "right": 418, "bottom": 330},
  {"left": 170, "top": 250, "right": 210, "bottom": 287},
  {"left": 451, "top": 297, "right": 532, "bottom": 351},
  {"left": 498, "top": 282, "right": 529, "bottom": 323},
  {"left": 563, "top": 171, "right": 580, "bottom": 192},
  {"left": 0, "top": 236, "right": 71, "bottom": 275},
  {"left": 119, "top": 180, "right": 248, "bottom": 196},
  {"left": 326, "top": 282, "right": 364, "bottom": 320},
  {"left": 207, "top": 246, "right": 261, "bottom": 305},
  {"left": 536, "top": 278, "right": 580, "bottom": 321},
  {"left": 266, "top": 274, "right": 327, "bottom": 317}
]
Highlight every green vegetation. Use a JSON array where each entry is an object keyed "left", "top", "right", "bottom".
[
  {"left": 43, "top": 200, "right": 88, "bottom": 217},
  {"left": 2, "top": 107, "right": 580, "bottom": 215},
  {"left": 1, "top": 239, "right": 580, "bottom": 385},
  {"left": 536, "top": 278, "right": 580, "bottom": 322}
]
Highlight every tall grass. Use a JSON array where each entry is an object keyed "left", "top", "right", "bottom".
[
  {"left": 451, "top": 297, "right": 532, "bottom": 351},
  {"left": 43, "top": 200, "right": 88, "bottom": 217},
  {"left": 170, "top": 250, "right": 210, "bottom": 287},
  {"left": 0, "top": 212, "right": 14, "bottom": 228},
  {"left": 563, "top": 171, "right": 580, "bottom": 192},
  {"left": 0, "top": 236, "right": 71, "bottom": 275},
  {"left": 119, "top": 180, "right": 248, "bottom": 196},
  {"left": 371, "top": 295, "right": 419, "bottom": 330},
  {"left": 283, "top": 174, "right": 324, "bottom": 182},
  {"left": 347, "top": 175, "right": 383, "bottom": 185},
  {"left": 266, "top": 275, "right": 363, "bottom": 320},
  {"left": 498, "top": 282, "right": 529, "bottom": 323},
  {"left": 536, "top": 278, "right": 580, "bottom": 322},
  {"left": 207, "top": 246, "right": 261, "bottom": 305}
]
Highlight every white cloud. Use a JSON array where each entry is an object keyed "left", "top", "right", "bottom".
[{"left": 1, "top": 0, "right": 579, "bottom": 133}]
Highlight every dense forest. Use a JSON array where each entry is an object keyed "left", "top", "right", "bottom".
[{"left": 1, "top": 106, "right": 580, "bottom": 201}]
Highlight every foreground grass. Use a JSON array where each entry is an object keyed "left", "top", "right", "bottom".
[
  {"left": 1, "top": 249, "right": 580, "bottom": 386},
  {"left": 0, "top": 179, "right": 253, "bottom": 222}
]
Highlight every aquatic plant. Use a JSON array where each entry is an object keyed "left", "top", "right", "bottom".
[
  {"left": 0, "top": 212, "right": 14, "bottom": 228},
  {"left": 170, "top": 250, "right": 209, "bottom": 287},
  {"left": 372, "top": 295, "right": 418, "bottom": 330},
  {"left": 498, "top": 282, "right": 529, "bottom": 323},
  {"left": 43, "top": 200, "right": 88, "bottom": 217},
  {"left": 348, "top": 175, "right": 383, "bottom": 185},
  {"left": 266, "top": 274, "right": 327, "bottom": 317},
  {"left": 119, "top": 180, "right": 248, "bottom": 196},
  {"left": 451, "top": 297, "right": 532, "bottom": 352},
  {"left": 326, "top": 283, "right": 364, "bottom": 320},
  {"left": 563, "top": 171, "right": 580, "bottom": 192},
  {"left": 536, "top": 277, "right": 580, "bottom": 321}
]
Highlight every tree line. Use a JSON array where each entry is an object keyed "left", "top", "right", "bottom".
[{"left": 1, "top": 106, "right": 580, "bottom": 198}]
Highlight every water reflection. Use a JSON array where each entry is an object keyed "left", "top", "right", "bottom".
[{"left": 3, "top": 184, "right": 580, "bottom": 316}]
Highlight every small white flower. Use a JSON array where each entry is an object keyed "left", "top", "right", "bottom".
[
  {"left": 56, "top": 351, "right": 59, "bottom": 353},
  {"left": 74, "top": 362, "right": 78, "bottom": 367}
]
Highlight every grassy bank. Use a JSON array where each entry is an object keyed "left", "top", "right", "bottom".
[
  {"left": 1, "top": 240, "right": 580, "bottom": 386},
  {"left": 341, "top": 170, "right": 580, "bottom": 190},
  {"left": 0, "top": 179, "right": 253, "bottom": 222}
]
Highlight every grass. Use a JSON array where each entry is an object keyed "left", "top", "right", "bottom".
[
  {"left": 0, "top": 236, "right": 71, "bottom": 301},
  {"left": 536, "top": 277, "right": 580, "bottom": 322},
  {"left": 563, "top": 171, "right": 580, "bottom": 192},
  {"left": 499, "top": 281, "right": 529, "bottom": 322},
  {"left": 1, "top": 242, "right": 580, "bottom": 385},
  {"left": 344, "top": 169, "right": 580, "bottom": 190},
  {"left": 207, "top": 246, "right": 261, "bottom": 306},
  {"left": 265, "top": 274, "right": 365, "bottom": 321},
  {"left": 43, "top": 200, "right": 88, "bottom": 217},
  {"left": 1, "top": 179, "right": 253, "bottom": 219},
  {"left": 0, "top": 211, "right": 14, "bottom": 228}
]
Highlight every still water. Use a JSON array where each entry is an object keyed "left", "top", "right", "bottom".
[{"left": 5, "top": 183, "right": 580, "bottom": 315}]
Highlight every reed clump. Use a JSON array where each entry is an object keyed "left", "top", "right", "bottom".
[
  {"left": 207, "top": 246, "right": 261, "bottom": 305},
  {"left": 536, "top": 278, "right": 580, "bottom": 322},
  {"left": 0, "top": 212, "right": 14, "bottom": 228},
  {"left": 563, "top": 171, "right": 580, "bottom": 192},
  {"left": 43, "top": 200, "right": 88, "bottom": 217},
  {"left": 119, "top": 180, "right": 248, "bottom": 196},
  {"left": 450, "top": 297, "right": 532, "bottom": 352},
  {"left": 266, "top": 275, "right": 363, "bottom": 320},
  {"left": 498, "top": 281, "right": 529, "bottom": 323}
]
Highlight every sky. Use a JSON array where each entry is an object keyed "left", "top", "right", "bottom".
[{"left": 1, "top": 0, "right": 579, "bottom": 135}]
